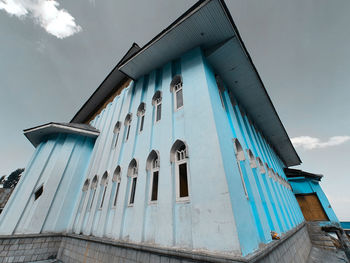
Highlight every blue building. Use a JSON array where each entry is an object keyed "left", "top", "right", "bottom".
[{"left": 0, "top": 0, "right": 336, "bottom": 262}]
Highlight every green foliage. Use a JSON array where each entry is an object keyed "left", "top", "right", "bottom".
[{"left": 2, "top": 168, "right": 24, "bottom": 189}]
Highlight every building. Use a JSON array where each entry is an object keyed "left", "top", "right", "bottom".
[
  {"left": 285, "top": 168, "right": 338, "bottom": 223},
  {"left": 0, "top": 0, "right": 338, "bottom": 262}
]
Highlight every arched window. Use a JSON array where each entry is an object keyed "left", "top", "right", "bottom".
[
  {"left": 215, "top": 74, "right": 225, "bottom": 109},
  {"left": 146, "top": 150, "right": 160, "bottom": 202},
  {"left": 152, "top": 91, "right": 162, "bottom": 122},
  {"left": 112, "top": 166, "right": 121, "bottom": 207},
  {"left": 170, "top": 140, "right": 189, "bottom": 201},
  {"left": 137, "top": 103, "right": 146, "bottom": 133},
  {"left": 112, "top": 121, "right": 122, "bottom": 148},
  {"left": 247, "top": 149, "right": 257, "bottom": 168},
  {"left": 128, "top": 159, "right": 138, "bottom": 206},
  {"left": 89, "top": 175, "right": 98, "bottom": 211},
  {"left": 170, "top": 75, "right": 183, "bottom": 110},
  {"left": 99, "top": 172, "right": 108, "bottom": 209},
  {"left": 78, "top": 179, "right": 90, "bottom": 212},
  {"left": 124, "top": 113, "right": 132, "bottom": 141},
  {"left": 256, "top": 157, "right": 266, "bottom": 174},
  {"left": 233, "top": 138, "right": 248, "bottom": 198}
]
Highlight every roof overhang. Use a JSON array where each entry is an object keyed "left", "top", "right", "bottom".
[
  {"left": 284, "top": 168, "right": 323, "bottom": 181},
  {"left": 70, "top": 43, "right": 141, "bottom": 123},
  {"left": 117, "top": 0, "right": 301, "bottom": 166},
  {"left": 24, "top": 122, "right": 100, "bottom": 147}
]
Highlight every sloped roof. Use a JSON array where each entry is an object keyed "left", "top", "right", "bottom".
[
  {"left": 70, "top": 43, "right": 140, "bottom": 123},
  {"left": 284, "top": 168, "right": 323, "bottom": 181},
  {"left": 24, "top": 122, "right": 100, "bottom": 147},
  {"left": 117, "top": 0, "right": 301, "bottom": 167}
]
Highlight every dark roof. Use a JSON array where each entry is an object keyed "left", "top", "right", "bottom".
[
  {"left": 284, "top": 168, "right": 323, "bottom": 181},
  {"left": 117, "top": 0, "right": 301, "bottom": 167},
  {"left": 24, "top": 122, "right": 100, "bottom": 147},
  {"left": 70, "top": 43, "right": 140, "bottom": 123}
]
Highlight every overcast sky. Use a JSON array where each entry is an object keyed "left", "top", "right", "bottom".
[{"left": 1, "top": 0, "right": 349, "bottom": 220}]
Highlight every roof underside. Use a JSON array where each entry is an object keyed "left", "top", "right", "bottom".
[
  {"left": 24, "top": 122, "right": 100, "bottom": 147},
  {"left": 117, "top": 0, "right": 301, "bottom": 167}
]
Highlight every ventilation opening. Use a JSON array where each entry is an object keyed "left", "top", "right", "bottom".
[{"left": 34, "top": 185, "right": 43, "bottom": 201}]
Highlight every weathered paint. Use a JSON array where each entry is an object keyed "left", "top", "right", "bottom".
[{"left": 0, "top": 47, "right": 304, "bottom": 257}]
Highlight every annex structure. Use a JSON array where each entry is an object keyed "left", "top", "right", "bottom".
[{"left": 0, "top": 0, "right": 340, "bottom": 262}]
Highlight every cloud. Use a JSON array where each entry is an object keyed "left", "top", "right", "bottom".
[
  {"left": 0, "top": 0, "right": 81, "bottom": 39},
  {"left": 291, "top": 136, "right": 350, "bottom": 150}
]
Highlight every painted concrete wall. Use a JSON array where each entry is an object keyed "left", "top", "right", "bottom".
[
  {"left": 69, "top": 47, "right": 303, "bottom": 256},
  {"left": 0, "top": 46, "right": 305, "bottom": 257},
  {"left": 289, "top": 178, "right": 339, "bottom": 222},
  {"left": 0, "top": 133, "right": 95, "bottom": 235}
]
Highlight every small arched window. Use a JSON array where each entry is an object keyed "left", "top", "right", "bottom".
[
  {"left": 170, "top": 140, "right": 189, "bottom": 201},
  {"left": 233, "top": 138, "right": 248, "bottom": 198},
  {"left": 124, "top": 113, "right": 132, "bottom": 141},
  {"left": 89, "top": 175, "right": 98, "bottom": 211},
  {"left": 215, "top": 74, "right": 225, "bottom": 109},
  {"left": 128, "top": 159, "right": 138, "bottom": 206},
  {"left": 152, "top": 91, "right": 162, "bottom": 122},
  {"left": 112, "top": 121, "right": 122, "bottom": 149},
  {"left": 256, "top": 157, "right": 266, "bottom": 174},
  {"left": 247, "top": 149, "right": 257, "bottom": 168},
  {"left": 137, "top": 103, "right": 146, "bottom": 133},
  {"left": 99, "top": 172, "right": 108, "bottom": 209},
  {"left": 170, "top": 75, "right": 183, "bottom": 110},
  {"left": 78, "top": 179, "right": 90, "bottom": 212},
  {"left": 112, "top": 166, "right": 121, "bottom": 207},
  {"left": 146, "top": 150, "right": 160, "bottom": 202}
]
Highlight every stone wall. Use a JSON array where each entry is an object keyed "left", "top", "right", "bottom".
[
  {"left": 0, "top": 234, "right": 61, "bottom": 262},
  {"left": 58, "top": 223, "right": 311, "bottom": 263},
  {"left": 0, "top": 223, "right": 312, "bottom": 263}
]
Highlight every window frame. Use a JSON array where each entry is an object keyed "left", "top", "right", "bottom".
[
  {"left": 128, "top": 161, "right": 138, "bottom": 207},
  {"left": 149, "top": 157, "right": 160, "bottom": 204},
  {"left": 173, "top": 82, "right": 184, "bottom": 111},
  {"left": 34, "top": 184, "right": 44, "bottom": 201},
  {"left": 233, "top": 138, "right": 249, "bottom": 199},
  {"left": 154, "top": 98, "right": 162, "bottom": 123},
  {"left": 112, "top": 166, "right": 121, "bottom": 209},
  {"left": 175, "top": 146, "right": 190, "bottom": 202}
]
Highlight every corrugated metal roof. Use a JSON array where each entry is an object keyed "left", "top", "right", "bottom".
[
  {"left": 117, "top": 0, "right": 301, "bottom": 166},
  {"left": 24, "top": 122, "right": 100, "bottom": 147}
]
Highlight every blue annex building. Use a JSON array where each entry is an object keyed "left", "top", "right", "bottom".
[{"left": 0, "top": 0, "right": 342, "bottom": 262}]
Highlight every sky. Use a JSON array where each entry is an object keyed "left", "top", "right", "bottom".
[{"left": 0, "top": 0, "right": 349, "bottom": 220}]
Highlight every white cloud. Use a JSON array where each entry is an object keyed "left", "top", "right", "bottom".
[
  {"left": 291, "top": 136, "right": 350, "bottom": 150},
  {"left": 0, "top": 0, "right": 81, "bottom": 39}
]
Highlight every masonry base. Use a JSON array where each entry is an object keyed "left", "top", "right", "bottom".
[{"left": 0, "top": 223, "right": 311, "bottom": 263}]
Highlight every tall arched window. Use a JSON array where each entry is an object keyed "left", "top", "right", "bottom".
[
  {"left": 233, "top": 138, "right": 248, "bottom": 198},
  {"left": 152, "top": 91, "right": 162, "bottom": 122},
  {"left": 112, "top": 166, "right": 121, "bottom": 207},
  {"left": 146, "top": 150, "right": 160, "bottom": 202},
  {"left": 128, "top": 159, "right": 138, "bottom": 206},
  {"left": 124, "top": 113, "right": 132, "bottom": 142},
  {"left": 215, "top": 74, "right": 225, "bottom": 109},
  {"left": 170, "top": 75, "right": 183, "bottom": 110},
  {"left": 247, "top": 149, "right": 257, "bottom": 168},
  {"left": 88, "top": 175, "right": 98, "bottom": 211},
  {"left": 256, "top": 157, "right": 266, "bottom": 174},
  {"left": 78, "top": 179, "right": 90, "bottom": 212},
  {"left": 99, "top": 172, "right": 108, "bottom": 209},
  {"left": 113, "top": 121, "right": 122, "bottom": 148},
  {"left": 137, "top": 103, "right": 146, "bottom": 133},
  {"left": 170, "top": 140, "right": 189, "bottom": 201}
]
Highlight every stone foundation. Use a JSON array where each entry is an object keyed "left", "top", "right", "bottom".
[
  {"left": 0, "top": 223, "right": 312, "bottom": 263},
  {"left": 0, "top": 234, "right": 61, "bottom": 262}
]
